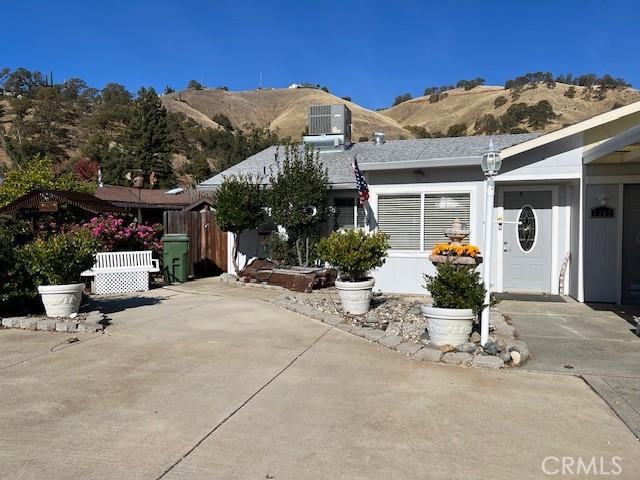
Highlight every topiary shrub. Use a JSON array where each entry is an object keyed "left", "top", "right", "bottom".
[
  {"left": 424, "top": 261, "right": 486, "bottom": 316},
  {"left": 316, "top": 229, "right": 389, "bottom": 282},
  {"left": 21, "top": 230, "right": 99, "bottom": 286}
]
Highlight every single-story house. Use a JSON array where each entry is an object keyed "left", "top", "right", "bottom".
[
  {"left": 199, "top": 101, "right": 640, "bottom": 305},
  {"left": 94, "top": 185, "right": 192, "bottom": 223}
]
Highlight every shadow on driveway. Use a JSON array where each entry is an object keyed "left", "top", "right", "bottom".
[{"left": 87, "top": 295, "right": 167, "bottom": 315}]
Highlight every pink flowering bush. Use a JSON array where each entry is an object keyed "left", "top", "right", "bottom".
[{"left": 83, "top": 215, "right": 163, "bottom": 256}]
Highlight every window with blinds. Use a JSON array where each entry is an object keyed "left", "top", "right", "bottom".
[
  {"left": 377, "top": 195, "right": 421, "bottom": 250},
  {"left": 424, "top": 193, "right": 471, "bottom": 249},
  {"left": 334, "top": 197, "right": 365, "bottom": 230}
]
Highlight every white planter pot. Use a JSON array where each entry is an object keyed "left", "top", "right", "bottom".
[
  {"left": 38, "top": 283, "right": 84, "bottom": 318},
  {"left": 421, "top": 305, "right": 475, "bottom": 347},
  {"left": 335, "top": 278, "right": 375, "bottom": 315}
]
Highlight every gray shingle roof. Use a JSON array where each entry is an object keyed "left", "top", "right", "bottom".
[{"left": 199, "top": 133, "right": 539, "bottom": 189}]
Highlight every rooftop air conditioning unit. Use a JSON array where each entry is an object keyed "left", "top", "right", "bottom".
[{"left": 308, "top": 104, "right": 351, "bottom": 141}]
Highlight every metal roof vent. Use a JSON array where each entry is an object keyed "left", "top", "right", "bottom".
[{"left": 373, "top": 132, "right": 385, "bottom": 145}]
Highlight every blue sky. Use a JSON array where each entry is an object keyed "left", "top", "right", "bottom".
[{"left": 4, "top": 0, "right": 639, "bottom": 109}]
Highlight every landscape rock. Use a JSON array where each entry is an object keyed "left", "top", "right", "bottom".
[
  {"left": 396, "top": 342, "right": 423, "bottom": 355},
  {"left": 378, "top": 335, "right": 403, "bottom": 348},
  {"left": 19, "top": 318, "right": 38, "bottom": 330},
  {"left": 413, "top": 347, "right": 443, "bottom": 362},
  {"left": 469, "top": 331, "right": 481, "bottom": 344},
  {"left": 442, "top": 352, "right": 473, "bottom": 366},
  {"left": 440, "top": 344, "right": 457, "bottom": 353},
  {"left": 2, "top": 317, "right": 22, "bottom": 328},
  {"left": 506, "top": 340, "right": 530, "bottom": 362},
  {"left": 56, "top": 322, "right": 78, "bottom": 333},
  {"left": 385, "top": 322, "right": 402, "bottom": 336},
  {"left": 494, "top": 324, "right": 517, "bottom": 337},
  {"left": 499, "top": 350, "right": 512, "bottom": 363},
  {"left": 483, "top": 340, "right": 499, "bottom": 355},
  {"left": 456, "top": 342, "right": 477, "bottom": 353},
  {"left": 472, "top": 356, "right": 505, "bottom": 369},
  {"left": 351, "top": 326, "right": 372, "bottom": 338},
  {"left": 510, "top": 351, "right": 522, "bottom": 366},
  {"left": 37, "top": 319, "right": 58, "bottom": 331},
  {"left": 363, "top": 328, "right": 386, "bottom": 342}
]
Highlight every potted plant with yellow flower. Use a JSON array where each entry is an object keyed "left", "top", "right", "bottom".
[{"left": 422, "top": 220, "right": 486, "bottom": 346}]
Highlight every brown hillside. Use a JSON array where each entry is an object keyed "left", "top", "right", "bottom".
[
  {"left": 161, "top": 88, "right": 413, "bottom": 140},
  {"left": 380, "top": 84, "right": 640, "bottom": 135}
]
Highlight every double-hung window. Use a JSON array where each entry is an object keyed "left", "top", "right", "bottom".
[{"left": 377, "top": 192, "right": 471, "bottom": 251}]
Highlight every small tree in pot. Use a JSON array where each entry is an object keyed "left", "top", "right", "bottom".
[
  {"left": 316, "top": 229, "right": 389, "bottom": 314},
  {"left": 21, "top": 230, "right": 99, "bottom": 317},
  {"left": 423, "top": 243, "right": 486, "bottom": 346}
]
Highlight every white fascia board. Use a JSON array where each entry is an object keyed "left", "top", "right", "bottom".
[
  {"left": 360, "top": 156, "right": 480, "bottom": 171},
  {"left": 583, "top": 123, "right": 640, "bottom": 164},
  {"left": 495, "top": 172, "right": 581, "bottom": 182},
  {"left": 501, "top": 100, "right": 640, "bottom": 159}
]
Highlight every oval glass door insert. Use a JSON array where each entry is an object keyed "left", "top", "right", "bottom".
[{"left": 518, "top": 206, "right": 536, "bottom": 252}]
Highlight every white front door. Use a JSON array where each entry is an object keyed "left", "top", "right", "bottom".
[{"left": 502, "top": 190, "right": 553, "bottom": 293}]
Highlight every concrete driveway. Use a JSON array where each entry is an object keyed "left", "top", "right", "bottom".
[
  {"left": 1, "top": 280, "right": 639, "bottom": 479},
  {"left": 502, "top": 299, "right": 640, "bottom": 439}
]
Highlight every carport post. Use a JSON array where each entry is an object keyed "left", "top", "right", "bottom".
[{"left": 480, "top": 140, "right": 502, "bottom": 346}]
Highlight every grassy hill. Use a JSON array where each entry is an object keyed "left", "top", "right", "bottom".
[
  {"left": 161, "top": 88, "right": 411, "bottom": 140},
  {"left": 379, "top": 84, "right": 640, "bottom": 136},
  {"left": 160, "top": 84, "right": 640, "bottom": 142}
]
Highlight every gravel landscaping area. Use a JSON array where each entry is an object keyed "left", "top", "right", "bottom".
[{"left": 279, "top": 292, "right": 530, "bottom": 369}]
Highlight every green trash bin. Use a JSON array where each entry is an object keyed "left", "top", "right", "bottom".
[{"left": 162, "top": 233, "right": 190, "bottom": 284}]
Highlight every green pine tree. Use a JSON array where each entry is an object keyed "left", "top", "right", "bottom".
[{"left": 122, "top": 87, "right": 176, "bottom": 188}]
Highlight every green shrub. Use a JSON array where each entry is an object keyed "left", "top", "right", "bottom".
[
  {"left": 267, "top": 231, "right": 295, "bottom": 264},
  {"left": 494, "top": 96, "right": 508, "bottom": 108},
  {"left": 316, "top": 230, "right": 389, "bottom": 282},
  {"left": 21, "top": 230, "right": 99, "bottom": 285},
  {"left": 424, "top": 262, "right": 486, "bottom": 316},
  {"left": 0, "top": 216, "right": 37, "bottom": 313}
]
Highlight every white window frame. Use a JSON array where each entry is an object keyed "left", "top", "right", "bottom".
[{"left": 371, "top": 183, "right": 479, "bottom": 257}]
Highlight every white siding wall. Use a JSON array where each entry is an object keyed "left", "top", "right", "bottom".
[{"left": 369, "top": 181, "right": 484, "bottom": 295}]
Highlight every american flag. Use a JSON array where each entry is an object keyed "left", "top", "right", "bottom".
[{"left": 352, "top": 155, "right": 369, "bottom": 206}]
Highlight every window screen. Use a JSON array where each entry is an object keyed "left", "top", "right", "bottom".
[{"left": 377, "top": 195, "right": 421, "bottom": 250}]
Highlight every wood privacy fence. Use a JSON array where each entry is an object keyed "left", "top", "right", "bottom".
[{"left": 163, "top": 210, "right": 228, "bottom": 277}]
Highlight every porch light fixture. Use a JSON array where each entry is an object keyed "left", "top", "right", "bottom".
[
  {"left": 480, "top": 138, "right": 501, "bottom": 346},
  {"left": 480, "top": 138, "right": 502, "bottom": 176}
]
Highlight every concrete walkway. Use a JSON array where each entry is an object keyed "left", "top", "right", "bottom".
[
  {"left": 503, "top": 299, "right": 640, "bottom": 439},
  {"left": 1, "top": 280, "right": 639, "bottom": 479}
]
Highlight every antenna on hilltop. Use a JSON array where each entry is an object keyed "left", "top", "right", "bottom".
[{"left": 259, "top": 71, "right": 263, "bottom": 90}]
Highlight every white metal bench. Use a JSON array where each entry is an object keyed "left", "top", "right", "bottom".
[{"left": 81, "top": 251, "right": 160, "bottom": 295}]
